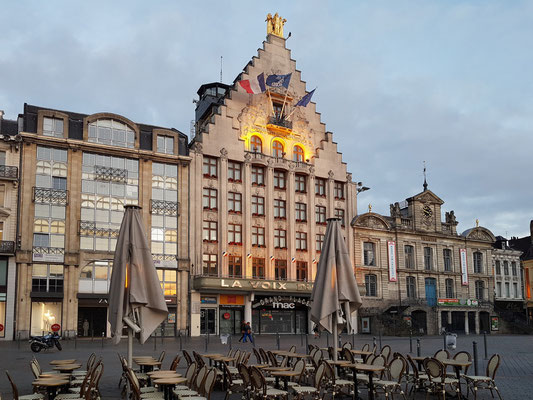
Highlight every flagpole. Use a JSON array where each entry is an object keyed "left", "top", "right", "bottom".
[
  {"left": 279, "top": 86, "right": 290, "bottom": 120},
  {"left": 267, "top": 90, "right": 276, "bottom": 118}
]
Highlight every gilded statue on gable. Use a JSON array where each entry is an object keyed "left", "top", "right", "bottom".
[{"left": 266, "top": 13, "right": 286, "bottom": 37}]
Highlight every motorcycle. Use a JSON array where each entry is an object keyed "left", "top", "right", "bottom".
[{"left": 29, "top": 332, "right": 62, "bottom": 352}]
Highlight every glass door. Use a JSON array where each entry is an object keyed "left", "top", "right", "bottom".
[{"left": 200, "top": 308, "right": 216, "bottom": 334}]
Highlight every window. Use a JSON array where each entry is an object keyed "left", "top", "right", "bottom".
[
  {"left": 79, "top": 261, "right": 113, "bottom": 294},
  {"left": 202, "top": 254, "right": 218, "bottom": 276},
  {"left": 273, "top": 102, "right": 285, "bottom": 120},
  {"left": 228, "top": 192, "right": 242, "bottom": 213},
  {"left": 32, "top": 264, "right": 63, "bottom": 293},
  {"left": 512, "top": 261, "right": 517, "bottom": 276},
  {"left": 406, "top": 276, "right": 416, "bottom": 298},
  {"left": 473, "top": 252, "right": 483, "bottom": 273},
  {"left": 156, "top": 269, "right": 177, "bottom": 296},
  {"left": 251, "top": 195, "right": 264, "bottom": 216},
  {"left": 316, "top": 234, "right": 324, "bottom": 252},
  {"left": 335, "top": 208, "right": 345, "bottom": 226},
  {"left": 272, "top": 141, "right": 284, "bottom": 158},
  {"left": 250, "top": 136, "right": 262, "bottom": 153},
  {"left": 252, "top": 226, "right": 265, "bottom": 247},
  {"left": 88, "top": 119, "right": 134, "bottom": 148},
  {"left": 443, "top": 249, "right": 453, "bottom": 272},
  {"left": 251, "top": 166, "right": 265, "bottom": 186},
  {"left": 274, "top": 199, "right": 286, "bottom": 219},
  {"left": 295, "top": 203, "right": 307, "bottom": 222},
  {"left": 228, "top": 161, "right": 242, "bottom": 182},
  {"left": 363, "top": 242, "right": 376, "bottom": 266},
  {"left": 296, "top": 232, "right": 307, "bottom": 251},
  {"left": 202, "top": 157, "right": 217, "bottom": 178},
  {"left": 513, "top": 282, "right": 519, "bottom": 298},
  {"left": 295, "top": 174, "right": 306, "bottom": 192},
  {"left": 202, "top": 188, "right": 217, "bottom": 210},
  {"left": 445, "top": 278, "right": 454, "bottom": 298},
  {"left": 334, "top": 182, "right": 345, "bottom": 199},
  {"left": 315, "top": 205, "right": 326, "bottom": 224},
  {"left": 43, "top": 117, "right": 64, "bottom": 138},
  {"left": 293, "top": 146, "right": 304, "bottom": 162},
  {"left": 365, "top": 274, "right": 377, "bottom": 297},
  {"left": 503, "top": 261, "right": 509, "bottom": 276},
  {"left": 296, "top": 261, "right": 308, "bottom": 281},
  {"left": 475, "top": 280, "right": 485, "bottom": 300},
  {"left": 275, "top": 260, "right": 287, "bottom": 280},
  {"left": 228, "top": 256, "right": 242, "bottom": 278},
  {"left": 228, "top": 224, "right": 242, "bottom": 244},
  {"left": 274, "top": 229, "right": 287, "bottom": 248},
  {"left": 424, "top": 247, "right": 433, "bottom": 270},
  {"left": 495, "top": 260, "right": 501, "bottom": 275},
  {"left": 496, "top": 282, "right": 502, "bottom": 297},
  {"left": 52, "top": 177, "right": 67, "bottom": 190},
  {"left": 505, "top": 282, "right": 510, "bottom": 298},
  {"left": 157, "top": 136, "right": 174, "bottom": 154},
  {"left": 273, "top": 170, "right": 286, "bottom": 189},
  {"left": 202, "top": 221, "right": 217, "bottom": 242},
  {"left": 404, "top": 245, "right": 414, "bottom": 269},
  {"left": 0, "top": 151, "right": 4, "bottom": 166},
  {"left": 253, "top": 258, "right": 265, "bottom": 279},
  {"left": 315, "top": 178, "right": 326, "bottom": 196}
]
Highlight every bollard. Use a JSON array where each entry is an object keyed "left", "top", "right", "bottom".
[
  {"left": 277, "top": 332, "right": 280, "bottom": 350},
  {"left": 443, "top": 332, "right": 446, "bottom": 350},
  {"left": 229, "top": 334, "right": 232, "bottom": 350},
  {"left": 300, "top": 332, "right": 304, "bottom": 347},
  {"left": 416, "top": 338, "right": 421, "bottom": 357},
  {"left": 352, "top": 331, "right": 355, "bottom": 348},
  {"left": 409, "top": 331, "right": 413, "bottom": 354},
  {"left": 305, "top": 333, "right": 309, "bottom": 352},
  {"left": 101, "top": 332, "right": 104, "bottom": 349},
  {"left": 179, "top": 331, "right": 182, "bottom": 351},
  {"left": 204, "top": 334, "right": 208, "bottom": 352},
  {"left": 379, "top": 331, "right": 382, "bottom": 350},
  {"left": 483, "top": 332, "right": 488, "bottom": 360},
  {"left": 473, "top": 341, "right": 479, "bottom": 376},
  {"left": 373, "top": 336, "right": 376, "bottom": 350}
]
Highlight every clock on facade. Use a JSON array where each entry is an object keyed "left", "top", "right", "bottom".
[{"left": 423, "top": 205, "right": 433, "bottom": 217}]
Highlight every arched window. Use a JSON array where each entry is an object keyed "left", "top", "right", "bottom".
[
  {"left": 88, "top": 119, "right": 135, "bottom": 148},
  {"left": 250, "top": 136, "right": 262, "bottom": 153},
  {"left": 272, "top": 141, "right": 284, "bottom": 158},
  {"left": 79, "top": 261, "right": 113, "bottom": 294},
  {"left": 293, "top": 145, "right": 304, "bottom": 162}
]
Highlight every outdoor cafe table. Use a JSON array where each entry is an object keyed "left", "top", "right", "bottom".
[
  {"left": 153, "top": 376, "right": 187, "bottom": 400},
  {"left": 50, "top": 359, "right": 77, "bottom": 365},
  {"left": 270, "top": 370, "right": 301, "bottom": 391},
  {"left": 350, "top": 350, "right": 373, "bottom": 362},
  {"left": 135, "top": 359, "right": 162, "bottom": 373},
  {"left": 341, "top": 363, "right": 385, "bottom": 400},
  {"left": 147, "top": 371, "right": 182, "bottom": 378},
  {"left": 32, "top": 377, "right": 69, "bottom": 400},
  {"left": 211, "top": 356, "right": 236, "bottom": 389},
  {"left": 52, "top": 363, "right": 82, "bottom": 374},
  {"left": 201, "top": 353, "right": 224, "bottom": 366},
  {"left": 442, "top": 358, "right": 471, "bottom": 398}
]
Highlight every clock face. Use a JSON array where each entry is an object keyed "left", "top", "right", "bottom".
[{"left": 423, "top": 205, "right": 433, "bottom": 218}]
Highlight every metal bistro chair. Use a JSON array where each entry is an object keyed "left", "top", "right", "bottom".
[
  {"left": 380, "top": 345, "right": 392, "bottom": 364},
  {"left": 406, "top": 354, "right": 428, "bottom": 396},
  {"left": 291, "top": 360, "right": 327, "bottom": 400},
  {"left": 464, "top": 354, "right": 503, "bottom": 400},
  {"left": 373, "top": 357, "right": 408, "bottom": 399},
  {"left": 434, "top": 349, "right": 450, "bottom": 362},
  {"left": 6, "top": 371, "right": 45, "bottom": 400},
  {"left": 249, "top": 366, "right": 288, "bottom": 400},
  {"left": 423, "top": 358, "right": 461, "bottom": 400},
  {"left": 174, "top": 365, "right": 208, "bottom": 398}
]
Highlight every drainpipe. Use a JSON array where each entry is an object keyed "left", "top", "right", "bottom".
[{"left": 13, "top": 127, "right": 24, "bottom": 340}]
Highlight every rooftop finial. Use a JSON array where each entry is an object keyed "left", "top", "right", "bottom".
[
  {"left": 266, "top": 13, "right": 286, "bottom": 38},
  {"left": 423, "top": 161, "right": 428, "bottom": 191},
  {"left": 476, "top": 219, "right": 479, "bottom": 227}
]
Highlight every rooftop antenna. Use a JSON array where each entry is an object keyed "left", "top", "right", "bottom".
[
  {"left": 423, "top": 160, "right": 428, "bottom": 191},
  {"left": 220, "top": 56, "right": 223, "bottom": 82}
]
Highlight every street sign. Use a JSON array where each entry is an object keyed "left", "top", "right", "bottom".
[{"left": 51, "top": 324, "right": 61, "bottom": 332}]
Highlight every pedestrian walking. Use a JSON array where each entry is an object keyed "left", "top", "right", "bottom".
[
  {"left": 243, "top": 321, "right": 254, "bottom": 344},
  {"left": 238, "top": 320, "right": 246, "bottom": 342}
]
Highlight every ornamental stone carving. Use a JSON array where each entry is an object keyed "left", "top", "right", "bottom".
[
  {"left": 220, "top": 148, "right": 228, "bottom": 159},
  {"left": 328, "top": 170, "right": 334, "bottom": 179},
  {"left": 244, "top": 152, "right": 252, "bottom": 162},
  {"left": 346, "top": 173, "right": 352, "bottom": 183},
  {"left": 191, "top": 142, "right": 203, "bottom": 154}
]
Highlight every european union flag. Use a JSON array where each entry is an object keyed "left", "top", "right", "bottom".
[
  {"left": 266, "top": 73, "right": 292, "bottom": 89},
  {"left": 295, "top": 89, "right": 315, "bottom": 107}
]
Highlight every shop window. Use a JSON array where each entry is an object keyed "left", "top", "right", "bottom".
[
  {"left": 363, "top": 242, "right": 376, "bottom": 266},
  {"left": 274, "top": 199, "right": 286, "bottom": 219},
  {"left": 406, "top": 276, "right": 416, "bottom": 298},
  {"left": 293, "top": 145, "right": 304, "bottom": 162},
  {"left": 296, "top": 232, "right": 307, "bottom": 251},
  {"left": 202, "top": 254, "right": 218, "bottom": 276},
  {"left": 404, "top": 245, "right": 414, "bottom": 269},
  {"left": 30, "top": 301, "right": 62, "bottom": 335},
  {"left": 228, "top": 161, "right": 242, "bottom": 182},
  {"left": 273, "top": 170, "right": 286, "bottom": 189},
  {"left": 88, "top": 119, "right": 134, "bottom": 148},
  {"left": 316, "top": 233, "right": 324, "bottom": 253},
  {"left": 295, "top": 203, "right": 307, "bottom": 222},
  {"left": 315, "top": 178, "right": 326, "bottom": 197},
  {"left": 157, "top": 269, "right": 177, "bottom": 296},
  {"left": 315, "top": 205, "right": 326, "bottom": 224},
  {"left": 424, "top": 247, "right": 433, "bottom": 270},
  {"left": 157, "top": 136, "right": 174, "bottom": 155},
  {"left": 251, "top": 166, "right": 265, "bottom": 186},
  {"left": 272, "top": 141, "right": 284, "bottom": 158},
  {"left": 229, "top": 256, "right": 242, "bottom": 278},
  {"left": 252, "top": 226, "right": 265, "bottom": 247},
  {"left": 275, "top": 260, "right": 287, "bottom": 280},
  {"left": 251, "top": 195, "right": 264, "bottom": 216},
  {"left": 473, "top": 252, "right": 483, "bottom": 273},
  {"left": 443, "top": 249, "right": 453, "bottom": 272},
  {"left": 32, "top": 264, "right": 63, "bottom": 293},
  {"left": 365, "top": 274, "right": 377, "bottom": 297},
  {"left": 253, "top": 258, "right": 265, "bottom": 279},
  {"left": 43, "top": 117, "right": 64, "bottom": 138},
  {"left": 445, "top": 278, "right": 454, "bottom": 298},
  {"left": 295, "top": 174, "right": 306, "bottom": 193},
  {"left": 250, "top": 136, "right": 262, "bottom": 153},
  {"left": 296, "top": 261, "right": 308, "bottom": 281},
  {"left": 274, "top": 229, "right": 286, "bottom": 249},
  {"left": 202, "top": 188, "right": 217, "bottom": 210}
]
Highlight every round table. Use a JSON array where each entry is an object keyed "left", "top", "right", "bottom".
[
  {"left": 270, "top": 370, "right": 301, "bottom": 391},
  {"left": 53, "top": 363, "right": 81, "bottom": 373},
  {"left": 50, "top": 359, "right": 77, "bottom": 365},
  {"left": 33, "top": 378, "right": 69, "bottom": 400},
  {"left": 135, "top": 360, "right": 162, "bottom": 373},
  {"left": 442, "top": 358, "right": 472, "bottom": 397},
  {"left": 153, "top": 376, "right": 187, "bottom": 400}
]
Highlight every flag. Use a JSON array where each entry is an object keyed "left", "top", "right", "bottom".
[
  {"left": 266, "top": 73, "right": 292, "bottom": 89},
  {"left": 239, "top": 73, "right": 266, "bottom": 94},
  {"left": 222, "top": 251, "right": 228, "bottom": 257},
  {"left": 270, "top": 256, "right": 275, "bottom": 261},
  {"left": 247, "top": 253, "right": 252, "bottom": 259},
  {"left": 295, "top": 89, "right": 316, "bottom": 107},
  {"left": 291, "top": 257, "right": 296, "bottom": 264},
  {"left": 313, "top": 259, "right": 317, "bottom": 264}
]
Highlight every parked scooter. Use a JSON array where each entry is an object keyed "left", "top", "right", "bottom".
[{"left": 29, "top": 332, "right": 62, "bottom": 352}]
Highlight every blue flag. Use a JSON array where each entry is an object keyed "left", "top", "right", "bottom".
[
  {"left": 295, "top": 89, "right": 315, "bottom": 107},
  {"left": 266, "top": 73, "right": 292, "bottom": 89}
]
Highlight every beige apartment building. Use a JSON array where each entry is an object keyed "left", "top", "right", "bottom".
[
  {"left": 0, "top": 111, "right": 20, "bottom": 340},
  {"left": 15, "top": 104, "right": 190, "bottom": 339},
  {"left": 189, "top": 20, "right": 360, "bottom": 336},
  {"left": 352, "top": 186, "right": 496, "bottom": 335}
]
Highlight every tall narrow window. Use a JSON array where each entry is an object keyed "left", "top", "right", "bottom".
[
  {"left": 443, "top": 249, "right": 453, "bottom": 272},
  {"left": 495, "top": 260, "right": 501, "bottom": 275},
  {"left": 202, "top": 221, "right": 217, "bottom": 242},
  {"left": 202, "top": 188, "right": 217, "bottom": 210},
  {"left": 404, "top": 245, "right": 414, "bottom": 269},
  {"left": 273, "top": 170, "right": 286, "bottom": 189},
  {"left": 334, "top": 182, "right": 345, "bottom": 199},
  {"left": 157, "top": 136, "right": 174, "bottom": 154},
  {"left": 251, "top": 166, "right": 265, "bottom": 186},
  {"left": 250, "top": 136, "right": 262, "bottom": 153},
  {"left": 475, "top": 280, "right": 485, "bottom": 300},
  {"left": 202, "top": 157, "right": 217, "bottom": 178},
  {"left": 228, "top": 161, "right": 242, "bottom": 182},
  {"left": 316, "top": 234, "right": 325, "bottom": 252},
  {"left": 363, "top": 242, "right": 376, "bottom": 266},
  {"left": 496, "top": 282, "right": 502, "bottom": 297},
  {"left": 513, "top": 282, "right": 519, "bottom": 298},
  {"left": 315, "top": 178, "right": 326, "bottom": 196},
  {"left": 424, "top": 247, "right": 433, "bottom": 270},
  {"left": 503, "top": 261, "right": 509, "bottom": 276},
  {"left": 274, "top": 199, "right": 286, "bottom": 219},
  {"left": 296, "top": 261, "right": 308, "bottom": 281},
  {"left": 228, "top": 256, "right": 242, "bottom": 278},
  {"left": 335, "top": 208, "right": 345, "bottom": 226},
  {"left": 274, "top": 229, "right": 287, "bottom": 248},
  {"left": 228, "top": 192, "right": 242, "bottom": 213},
  {"left": 296, "top": 232, "right": 307, "bottom": 251},
  {"left": 512, "top": 261, "right": 517, "bottom": 276},
  {"left": 251, "top": 195, "right": 264, "bottom": 216},
  {"left": 445, "top": 278, "right": 454, "bottom": 298},
  {"left": 406, "top": 276, "right": 416, "bottom": 298},
  {"left": 252, "top": 258, "right": 265, "bottom": 279},
  {"left": 293, "top": 145, "right": 304, "bottom": 162},
  {"left": 295, "top": 203, "right": 307, "bottom": 222},
  {"left": 315, "top": 206, "right": 326, "bottom": 224},
  {"left": 365, "top": 274, "right": 377, "bottom": 297},
  {"left": 228, "top": 224, "right": 242, "bottom": 244},
  {"left": 295, "top": 174, "right": 306, "bottom": 192},
  {"left": 275, "top": 259, "right": 287, "bottom": 280},
  {"left": 251, "top": 226, "right": 265, "bottom": 247},
  {"left": 473, "top": 252, "right": 483, "bottom": 273},
  {"left": 43, "top": 117, "right": 64, "bottom": 138},
  {"left": 202, "top": 254, "right": 218, "bottom": 276},
  {"left": 272, "top": 141, "right": 284, "bottom": 158}
]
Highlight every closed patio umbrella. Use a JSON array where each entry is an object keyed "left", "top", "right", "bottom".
[
  {"left": 310, "top": 218, "right": 362, "bottom": 361},
  {"left": 108, "top": 205, "right": 168, "bottom": 367}
]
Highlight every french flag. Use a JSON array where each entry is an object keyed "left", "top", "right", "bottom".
[{"left": 239, "top": 73, "right": 266, "bottom": 94}]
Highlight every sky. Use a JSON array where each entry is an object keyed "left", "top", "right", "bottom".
[{"left": 1, "top": 0, "right": 532, "bottom": 238}]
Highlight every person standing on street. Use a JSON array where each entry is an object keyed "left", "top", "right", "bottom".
[
  {"left": 243, "top": 321, "right": 254, "bottom": 344},
  {"left": 238, "top": 320, "right": 246, "bottom": 342}
]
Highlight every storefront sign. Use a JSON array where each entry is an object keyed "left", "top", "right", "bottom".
[
  {"left": 33, "top": 253, "right": 64, "bottom": 263},
  {"left": 220, "top": 294, "right": 245, "bottom": 306},
  {"left": 437, "top": 298, "right": 479, "bottom": 307},
  {"left": 51, "top": 324, "right": 61, "bottom": 332},
  {"left": 253, "top": 296, "right": 311, "bottom": 308},
  {"left": 460, "top": 248, "right": 468, "bottom": 285},
  {"left": 153, "top": 259, "right": 177, "bottom": 269},
  {"left": 0, "top": 324, "right": 3, "bottom": 332},
  {"left": 223, "top": 312, "right": 231, "bottom": 320},
  {"left": 167, "top": 313, "right": 176, "bottom": 324},
  {"left": 361, "top": 317, "right": 370, "bottom": 333},
  {"left": 387, "top": 241, "right": 397, "bottom": 282},
  {"left": 201, "top": 296, "right": 217, "bottom": 304},
  {"left": 193, "top": 277, "right": 314, "bottom": 293},
  {"left": 403, "top": 316, "right": 412, "bottom": 326},
  {"left": 491, "top": 316, "right": 499, "bottom": 331}
]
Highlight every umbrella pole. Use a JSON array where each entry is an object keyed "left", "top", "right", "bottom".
[
  {"left": 332, "top": 321, "right": 338, "bottom": 362},
  {"left": 128, "top": 328, "right": 133, "bottom": 368}
]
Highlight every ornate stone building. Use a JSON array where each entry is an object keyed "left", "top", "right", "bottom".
[
  {"left": 509, "top": 222, "right": 533, "bottom": 324},
  {"left": 352, "top": 186, "right": 496, "bottom": 335},
  {"left": 188, "top": 18, "right": 359, "bottom": 336},
  {"left": 15, "top": 104, "right": 190, "bottom": 339},
  {"left": 0, "top": 111, "right": 21, "bottom": 340}
]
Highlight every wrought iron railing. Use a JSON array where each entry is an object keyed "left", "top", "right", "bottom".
[
  {"left": 0, "top": 241, "right": 15, "bottom": 254},
  {"left": 150, "top": 200, "right": 179, "bottom": 216},
  {"left": 152, "top": 254, "right": 177, "bottom": 261},
  {"left": 0, "top": 165, "right": 18, "bottom": 180},
  {"left": 79, "top": 221, "right": 119, "bottom": 237},
  {"left": 32, "top": 246, "right": 65, "bottom": 255},
  {"left": 245, "top": 151, "right": 311, "bottom": 169},
  {"left": 268, "top": 117, "right": 293, "bottom": 130},
  {"left": 94, "top": 166, "right": 127, "bottom": 183},
  {"left": 33, "top": 187, "right": 68, "bottom": 205}
]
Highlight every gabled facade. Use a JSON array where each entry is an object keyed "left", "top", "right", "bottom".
[
  {"left": 509, "top": 221, "right": 533, "bottom": 324},
  {"left": 188, "top": 21, "right": 358, "bottom": 336},
  {"left": 352, "top": 186, "right": 496, "bottom": 335}
]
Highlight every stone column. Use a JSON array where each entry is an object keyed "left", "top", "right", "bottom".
[
  {"left": 266, "top": 164, "right": 274, "bottom": 279},
  {"left": 475, "top": 311, "right": 480, "bottom": 334},
  {"left": 447, "top": 311, "right": 452, "bottom": 325},
  {"left": 437, "top": 310, "right": 442, "bottom": 334},
  {"left": 219, "top": 153, "right": 228, "bottom": 276},
  {"left": 464, "top": 312, "right": 469, "bottom": 335},
  {"left": 244, "top": 295, "right": 252, "bottom": 325},
  {"left": 287, "top": 170, "right": 295, "bottom": 280}
]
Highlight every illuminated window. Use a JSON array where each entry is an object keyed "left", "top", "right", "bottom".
[
  {"left": 293, "top": 145, "right": 304, "bottom": 162},
  {"left": 157, "top": 269, "right": 177, "bottom": 296},
  {"left": 250, "top": 136, "right": 262, "bottom": 153},
  {"left": 272, "top": 141, "right": 284, "bottom": 158},
  {"left": 202, "top": 254, "right": 217, "bottom": 276}
]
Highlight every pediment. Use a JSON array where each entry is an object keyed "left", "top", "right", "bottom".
[
  {"left": 410, "top": 190, "right": 444, "bottom": 205},
  {"left": 462, "top": 227, "right": 496, "bottom": 243},
  {"left": 352, "top": 213, "right": 390, "bottom": 230}
]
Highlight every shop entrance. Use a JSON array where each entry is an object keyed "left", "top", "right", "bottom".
[
  {"left": 451, "top": 311, "right": 465, "bottom": 332},
  {"left": 200, "top": 308, "right": 216, "bottom": 334},
  {"left": 411, "top": 310, "right": 427, "bottom": 334},
  {"left": 219, "top": 308, "right": 243, "bottom": 335},
  {"left": 77, "top": 307, "right": 107, "bottom": 337}
]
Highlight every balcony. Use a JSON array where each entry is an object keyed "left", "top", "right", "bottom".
[
  {"left": 268, "top": 117, "right": 292, "bottom": 130},
  {"left": 0, "top": 165, "right": 18, "bottom": 180},
  {"left": 150, "top": 200, "right": 179, "bottom": 216},
  {"left": 33, "top": 187, "right": 68, "bottom": 205},
  {"left": 32, "top": 246, "right": 65, "bottom": 263},
  {"left": 0, "top": 240, "right": 15, "bottom": 255},
  {"left": 245, "top": 151, "right": 312, "bottom": 170},
  {"left": 95, "top": 166, "right": 127, "bottom": 183},
  {"left": 79, "top": 221, "right": 119, "bottom": 238}
]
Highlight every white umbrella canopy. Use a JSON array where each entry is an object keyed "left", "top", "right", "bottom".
[
  {"left": 310, "top": 218, "right": 362, "bottom": 360},
  {"left": 108, "top": 205, "right": 168, "bottom": 366}
]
